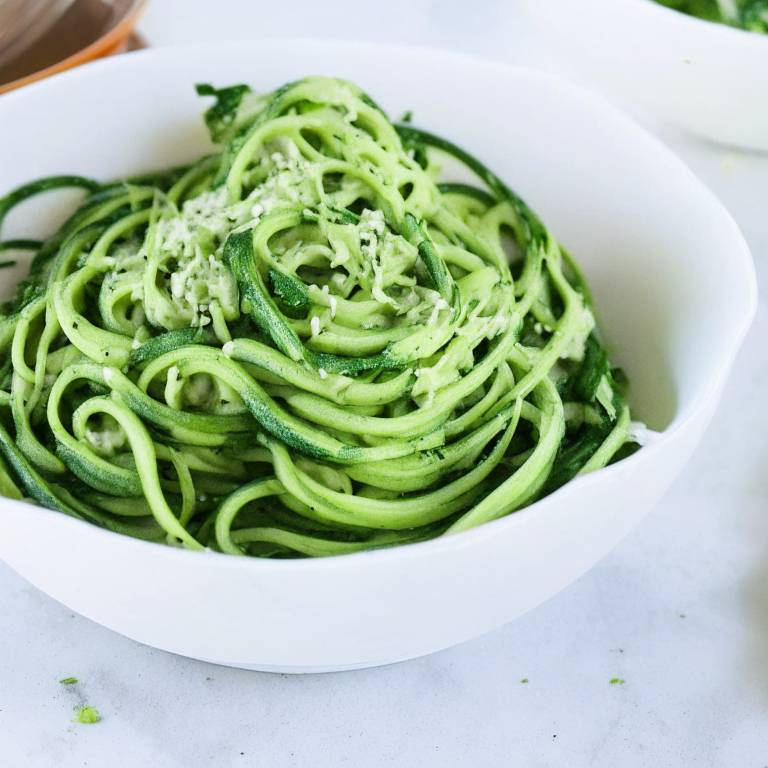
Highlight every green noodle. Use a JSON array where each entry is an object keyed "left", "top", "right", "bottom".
[
  {"left": 0, "top": 76, "right": 638, "bottom": 558},
  {"left": 652, "top": 0, "right": 768, "bottom": 32}
]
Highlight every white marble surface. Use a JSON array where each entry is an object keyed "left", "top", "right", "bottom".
[{"left": 2, "top": 2, "right": 768, "bottom": 765}]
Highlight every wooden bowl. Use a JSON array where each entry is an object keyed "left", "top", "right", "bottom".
[{"left": 0, "top": 0, "right": 148, "bottom": 96}]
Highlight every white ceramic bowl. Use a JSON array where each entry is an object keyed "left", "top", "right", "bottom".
[
  {"left": 0, "top": 41, "right": 756, "bottom": 672},
  {"left": 518, "top": 0, "right": 768, "bottom": 152}
]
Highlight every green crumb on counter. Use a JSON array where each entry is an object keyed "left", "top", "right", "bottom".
[
  {"left": 521, "top": 678, "right": 529, "bottom": 684},
  {"left": 610, "top": 678, "right": 625, "bottom": 685},
  {"left": 76, "top": 706, "right": 100, "bottom": 724},
  {"left": 59, "top": 677, "right": 78, "bottom": 685}
]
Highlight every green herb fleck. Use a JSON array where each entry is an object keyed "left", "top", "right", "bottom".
[
  {"left": 521, "top": 678, "right": 529, "bottom": 684},
  {"left": 400, "top": 110, "right": 414, "bottom": 124},
  {"left": 59, "top": 677, "right": 78, "bottom": 685},
  {"left": 195, "top": 83, "right": 252, "bottom": 143},
  {"left": 0, "top": 260, "right": 16, "bottom": 269},
  {"left": 610, "top": 678, "right": 625, "bottom": 685},
  {"left": 76, "top": 706, "right": 100, "bottom": 724}
]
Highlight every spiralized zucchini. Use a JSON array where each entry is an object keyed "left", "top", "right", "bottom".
[
  {"left": 653, "top": 0, "right": 768, "bottom": 32},
  {"left": 0, "top": 76, "right": 639, "bottom": 558}
]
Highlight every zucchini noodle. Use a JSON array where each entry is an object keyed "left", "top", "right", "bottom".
[
  {"left": 652, "top": 0, "right": 768, "bottom": 32},
  {"left": 0, "top": 76, "right": 639, "bottom": 558}
]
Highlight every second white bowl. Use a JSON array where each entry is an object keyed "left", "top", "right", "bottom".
[{"left": 519, "top": 0, "right": 768, "bottom": 151}]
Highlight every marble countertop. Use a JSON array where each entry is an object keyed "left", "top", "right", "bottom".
[{"left": 2, "top": 2, "right": 767, "bottom": 765}]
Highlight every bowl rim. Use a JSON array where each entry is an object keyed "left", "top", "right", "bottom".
[
  {"left": 0, "top": 38, "right": 757, "bottom": 572},
  {"left": 0, "top": 0, "right": 149, "bottom": 97}
]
